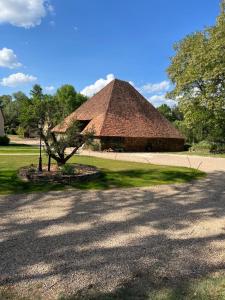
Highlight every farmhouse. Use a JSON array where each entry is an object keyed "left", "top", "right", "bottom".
[
  {"left": 53, "top": 79, "right": 184, "bottom": 151},
  {"left": 0, "top": 108, "right": 5, "bottom": 137}
]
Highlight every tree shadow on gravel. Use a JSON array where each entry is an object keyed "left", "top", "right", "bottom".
[{"left": 0, "top": 171, "right": 225, "bottom": 299}]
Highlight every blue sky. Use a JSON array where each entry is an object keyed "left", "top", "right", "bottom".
[{"left": 0, "top": 0, "right": 221, "bottom": 106}]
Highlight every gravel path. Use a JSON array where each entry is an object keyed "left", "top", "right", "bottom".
[
  {"left": 80, "top": 150, "right": 225, "bottom": 173},
  {"left": 0, "top": 154, "right": 225, "bottom": 299},
  {"left": 9, "top": 135, "right": 39, "bottom": 146}
]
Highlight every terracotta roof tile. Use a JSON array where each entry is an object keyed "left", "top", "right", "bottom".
[{"left": 52, "top": 79, "right": 184, "bottom": 140}]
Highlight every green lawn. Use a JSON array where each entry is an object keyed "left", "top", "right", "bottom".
[
  {"left": 0, "top": 144, "right": 39, "bottom": 154},
  {"left": 1, "top": 273, "right": 225, "bottom": 300},
  {"left": 0, "top": 154, "right": 205, "bottom": 195},
  {"left": 59, "top": 274, "right": 225, "bottom": 300}
]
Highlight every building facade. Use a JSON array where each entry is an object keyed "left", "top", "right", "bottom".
[{"left": 53, "top": 79, "right": 185, "bottom": 152}]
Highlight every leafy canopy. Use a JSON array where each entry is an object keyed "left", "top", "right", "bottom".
[{"left": 167, "top": 0, "right": 225, "bottom": 142}]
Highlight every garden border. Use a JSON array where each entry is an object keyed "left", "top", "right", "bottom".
[{"left": 18, "top": 164, "right": 101, "bottom": 184}]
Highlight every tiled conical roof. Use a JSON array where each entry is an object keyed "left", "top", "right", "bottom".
[{"left": 53, "top": 79, "right": 184, "bottom": 139}]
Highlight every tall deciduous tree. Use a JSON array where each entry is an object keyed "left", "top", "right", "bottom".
[
  {"left": 30, "top": 84, "right": 44, "bottom": 100},
  {"left": 0, "top": 93, "right": 30, "bottom": 134},
  {"left": 157, "top": 104, "right": 173, "bottom": 122},
  {"left": 158, "top": 104, "right": 183, "bottom": 123},
  {"left": 167, "top": 0, "right": 225, "bottom": 142},
  {"left": 55, "top": 85, "right": 87, "bottom": 118}
]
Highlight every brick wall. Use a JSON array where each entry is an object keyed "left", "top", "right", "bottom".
[{"left": 99, "top": 136, "right": 184, "bottom": 152}]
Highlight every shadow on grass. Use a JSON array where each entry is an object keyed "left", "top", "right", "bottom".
[
  {"left": 0, "top": 167, "right": 205, "bottom": 195},
  {"left": 0, "top": 170, "right": 64, "bottom": 194},
  {"left": 1, "top": 273, "right": 225, "bottom": 300},
  {"left": 58, "top": 273, "right": 225, "bottom": 300}
]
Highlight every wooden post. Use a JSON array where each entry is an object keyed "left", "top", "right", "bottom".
[{"left": 48, "top": 155, "right": 51, "bottom": 172}]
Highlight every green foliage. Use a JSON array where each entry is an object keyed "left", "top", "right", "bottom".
[
  {"left": 16, "top": 126, "right": 26, "bottom": 138},
  {"left": 30, "top": 84, "right": 44, "bottom": 100},
  {"left": 42, "top": 122, "right": 94, "bottom": 166},
  {"left": 210, "top": 142, "right": 225, "bottom": 153},
  {"left": 157, "top": 104, "right": 183, "bottom": 122},
  {"left": 60, "top": 164, "right": 75, "bottom": 175},
  {"left": 0, "top": 92, "right": 31, "bottom": 135},
  {"left": 89, "top": 141, "right": 101, "bottom": 151},
  {"left": 0, "top": 135, "right": 10, "bottom": 146},
  {"left": 6, "top": 84, "right": 92, "bottom": 166},
  {"left": 190, "top": 140, "right": 225, "bottom": 154},
  {"left": 0, "top": 95, "right": 19, "bottom": 133},
  {"left": 58, "top": 273, "right": 225, "bottom": 300},
  {"left": 76, "top": 93, "right": 88, "bottom": 108},
  {"left": 0, "top": 83, "right": 88, "bottom": 138},
  {"left": 167, "top": 1, "right": 225, "bottom": 143},
  {"left": 0, "top": 155, "right": 205, "bottom": 195},
  {"left": 55, "top": 85, "right": 87, "bottom": 118},
  {"left": 191, "top": 141, "right": 212, "bottom": 152},
  {"left": 157, "top": 104, "right": 173, "bottom": 121}
]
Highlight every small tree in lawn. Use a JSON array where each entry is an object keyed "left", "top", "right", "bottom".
[
  {"left": 24, "top": 84, "right": 91, "bottom": 168},
  {"left": 41, "top": 121, "right": 94, "bottom": 166}
]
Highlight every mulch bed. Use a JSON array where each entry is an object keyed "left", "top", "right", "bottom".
[{"left": 18, "top": 164, "right": 101, "bottom": 184}]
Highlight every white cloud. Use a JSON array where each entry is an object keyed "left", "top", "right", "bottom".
[
  {"left": 81, "top": 74, "right": 115, "bottom": 97},
  {"left": 140, "top": 80, "right": 170, "bottom": 94},
  {"left": 44, "top": 85, "right": 55, "bottom": 92},
  {"left": 80, "top": 76, "right": 174, "bottom": 107},
  {"left": 47, "top": 3, "right": 54, "bottom": 14},
  {"left": 0, "top": 0, "right": 53, "bottom": 28},
  {"left": 148, "top": 94, "right": 176, "bottom": 107},
  {"left": 0, "top": 48, "right": 22, "bottom": 69},
  {"left": 1, "top": 72, "right": 37, "bottom": 87},
  {"left": 136, "top": 80, "right": 174, "bottom": 107}
]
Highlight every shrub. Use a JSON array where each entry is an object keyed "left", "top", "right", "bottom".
[
  {"left": 16, "top": 126, "right": 25, "bottom": 138},
  {"left": 60, "top": 164, "right": 75, "bottom": 175},
  {"left": 191, "top": 140, "right": 211, "bottom": 152},
  {"left": 90, "top": 142, "right": 101, "bottom": 151},
  {"left": 28, "top": 164, "right": 36, "bottom": 173},
  {"left": 5, "top": 127, "right": 17, "bottom": 135},
  {"left": 210, "top": 142, "right": 225, "bottom": 154},
  {"left": 190, "top": 141, "right": 225, "bottom": 154},
  {"left": 0, "top": 135, "right": 10, "bottom": 146}
]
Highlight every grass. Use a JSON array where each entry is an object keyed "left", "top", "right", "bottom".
[
  {"left": 169, "top": 150, "right": 225, "bottom": 158},
  {"left": 2, "top": 141, "right": 225, "bottom": 157},
  {"left": 59, "top": 274, "right": 225, "bottom": 300},
  {"left": 1, "top": 273, "right": 225, "bottom": 300},
  {"left": 0, "top": 154, "right": 205, "bottom": 195},
  {"left": 0, "top": 144, "right": 39, "bottom": 154}
]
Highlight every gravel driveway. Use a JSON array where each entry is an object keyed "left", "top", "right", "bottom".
[{"left": 0, "top": 154, "right": 225, "bottom": 299}]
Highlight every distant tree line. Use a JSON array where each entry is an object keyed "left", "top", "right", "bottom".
[
  {"left": 0, "top": 84, "right": 94, "bottom": 166},
  {"left": 0, "top": 84, "right": 87, "bottom": 137}
]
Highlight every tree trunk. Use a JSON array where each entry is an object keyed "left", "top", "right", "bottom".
[
  {"left": 56, "top": 159, "right": 66, "bottom": 166},
  {"left": 48, "top": 155, "right": 51, "bottom": 171}
]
